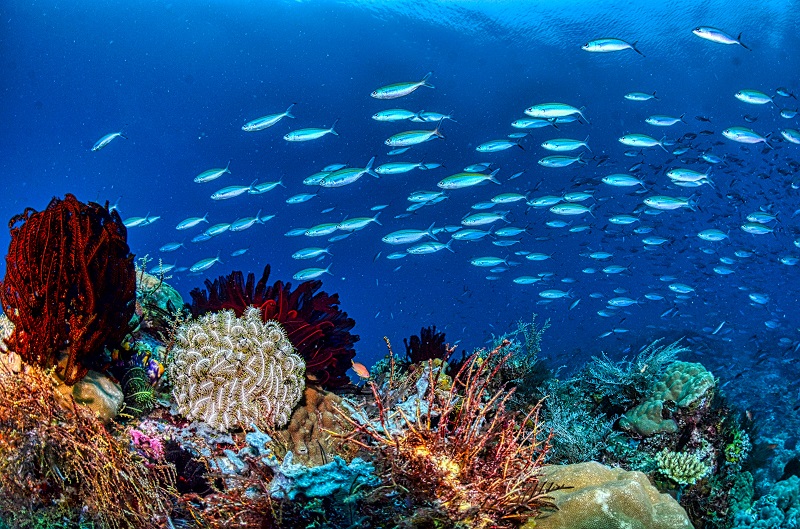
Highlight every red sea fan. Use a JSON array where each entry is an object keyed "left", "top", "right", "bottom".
[
  {"left": 188, "top": 265, "right": 358, "bottom": 389},
  {"left": 0, "top": 194, "right": 136, "bottom": 385}
]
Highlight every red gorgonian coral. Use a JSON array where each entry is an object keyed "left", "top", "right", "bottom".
[
  {"left": 188, "top": 265, "right": 358, "bottom": 389},
  {"left": 0, "top": 194, "right": 137, "bottom": 385}
]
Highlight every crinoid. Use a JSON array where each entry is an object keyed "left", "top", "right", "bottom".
[{"left": 188, "top": 265, "right": 358, "bottom": 389}]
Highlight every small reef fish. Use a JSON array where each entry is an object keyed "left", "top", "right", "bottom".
[
  {"left": 176, "top": 214, "right": 209, "bottom": 230},
  {"left": 525, "top": 102, "right": 588, "bottom": 122},
  {"left": 242, "top": 104, "right": 295, "bottom": 131},
  {"left": 646, "top": 114, "right": 686, "bottom": 126},
  {"left": 371, "top": 72, "right": 434, "bottom": 99},
  {"left": 320, "top": 157, "right": 379, "bottom": 187},
  {"left": 722, "top": 127, "right": 773, "bottom": 148},
  {"left": 91, "top": 130, "right": 127, "bottom": 152},
  {"left": 159, "top": 241, "right": 184, "bottom": 252},
  {"left": 382, "top": 223, "right": 437, "bottom": 245},
  {"left": 438, "top": 169, "right": 501, "bottom": 190},
  {"left": 372, "top": 109, "right": 416, "bottom": 121},
  {"left": 385, "top": 121, "right": 445, "bottom": 147},
  {"left": 293, "top": 266, "right": 332, "bottom": 280},
  {"left": 350, "top": 360, "right": 371, "bottom": 380},
  {"left": 249, "top": 180, "right": 285, "bottom": 194},
  {"left": 476, "top": 139, "right": 523, "bottom": 152},
  {"left": 210, "top": 181, "right": 256, "bottom": 200},
  {"left": 194, "top": 161, "right": 232, "bottom": 183},
  {"left": 582, "top": 38, "right": 644, "bottom": 56},
  {"left": 292, "top": 247, "right": 333, "bottom": 260},
  {"left": 190, "top": 255, "right": 222, "bottom": 273},
  {"left": 541, "top": 136, "right": 591, "bottom": 152},
  {"left": 692, "top": 26, "right": 751, "bottom": 50},
  {"left": 735, "top": 90, "right": 776, "bottom": 106},
  {"left": 619, "top": 134, "right": 668, "bottom": 151},
  {"left": 625, "top": 91, "right": 659, "bottom": 101},
  {"left": 284, "top": 120, "right": 339, "bottom": 142}
]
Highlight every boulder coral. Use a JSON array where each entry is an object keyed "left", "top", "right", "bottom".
[
  {"left": 168, "top": 307, "right": 305, "bottom": 431},
  {"left": 527, "top": 462, "right": 693, "bottom": 529}
]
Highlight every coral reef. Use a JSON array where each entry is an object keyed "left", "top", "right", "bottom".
[
  {"left": 268, "top": 452, "right": 379, "bottom": 501},
  {"left": 403, "top": 324, "right": 449, "bottom": 364},
  {"left": 168, "top": 307, "right": 305, "bottom": 431},
  {"left": 189, "top": 265, "right": 358, "bottom": 389},
  {"left": 0, "top": 194, "right": 136, "bottom": 385},
  {"left": 342, "top": 339, "right": 558, "bottom": 529},
  {"left": 0, "top": 362, "right": 174, "bottom": 529},
  {"left": 731, "top": 475, "right": 800, "bottom": 528},
  {"left": 526, "top": 462, "right": 693, "bottom": 529}
]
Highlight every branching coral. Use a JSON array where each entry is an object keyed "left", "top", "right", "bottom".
[
  {"left": 341, "top": 340, "right": 558, "bottom": 528},
  {"left": 0, "top": 194, "right": 136, "bottom": 385},
  {"left": 188, "top": 265, "right": 358, "bottom": 389},
  {"left": 168, "top": 307, "right": 305, "bottom": 431},
  {"left": 403, "top": 325, "right": 449, "bottom": 364},
  {"left": 656, "top": 449, "right": 710, "bottom": 486},
  {"left": 0, "top": 362, "right": 175, "bottom": 528}
]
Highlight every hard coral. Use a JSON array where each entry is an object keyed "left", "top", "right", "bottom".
[
  {"left": 189, "top": 265, "right": 358, "bottom": 389},
  {"left": 0, "top": 194, "right": 136, "bottom": 385},
  {"left": 169, "top": 307, "right": 305, "bottom": 431}
]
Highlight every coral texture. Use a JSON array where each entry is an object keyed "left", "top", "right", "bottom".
[
  {"left": 656, "top": 449, "right": 710, "bottom": 486},
  {"left": 0, "top": 194, "right": 136, "bottom": 385},
  {"left": 403, "top": 325, "right": 449, "bottom": 364},
  {"left": 188, "top": 265, "right": 358, "bottom": 389},
  {"left": 169, "top": 307, "right": 305, "bottom": 431},
  {"left": 620, "top": 361, "right": 715, "bottom": 436},
  {"left": 527, "top": 462, "right": 693, "bottom": 529}
]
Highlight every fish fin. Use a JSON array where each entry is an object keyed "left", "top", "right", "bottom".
[
  {"left": 225, "top": 160, "right": 232, "bottom": 172},
  {"left": 433, "top": 118, "right": 445, "bottom": 140},
  {"left": 421, "top": 71, "right": 434, "bottom": 89},
  {"left": 658, "top": 136, "right": 669, "bottom": 152},
  {"left": 584, "top": 134, "right": 592, "bottom": 152},
  {"left": 444, "top": 239, "right": 455, "bottom": 253},
  {"left": 652, "top": 91, "right": 660, "bottom": 100},
  {"left": 737, "top": 33, "right": 752, "bottom": 51},
  {"left": 329, "top": 119, "right": 340, "bottom": 135},
  {"left": 489, "top": 168, "right": 502, "bottom": 185},
  {"left": 516, "top": 140, "right": 525, "bottom": 151},
  {"left": 426, "top": 222, "right": 438, "bottom": 241},
  {"left": 680, "top": 113, "right": 687, "bottom": 124},
  {"left": 631, "top": 40, "right": 645, "bottom": 57},
  {"left": 286, "top": 103, "right": 296, "bottom": 118}
]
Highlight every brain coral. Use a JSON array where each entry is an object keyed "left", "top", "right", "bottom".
[{"left": 169, "top": 307, "right": 305, "bottom": 431}]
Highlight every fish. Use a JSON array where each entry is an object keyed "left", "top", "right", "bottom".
[
  {"left": 513, "top": 276, "right": 541, "bottom": 285},
  {"left": 372, "top": 109, "right": 417, "bottom": 121},
  {"left": 375, "top": 161, "right": 428, "bottom": 175},
  {"left": 229, "top": 210, "right": 264, "bottom": 232},
  {"left": 91, "top": 130, "right": 127, "bottom": 151},
  {"left": 461, "top": 211, "right": 509, "bottom": 226},
  {"left": 643, "top": 195, "right": 696, "bottom": 211},
  {"left": 385, "top": 121, "right": 445, "bottom": 147},
  {"left": 337, "top": 212, "right": 382, "bottom": 231},
  {"left": 242, "top": 103, "right": 295, "bottom": 131},
  {"left": 194, "top": 161, "right": 231, "bottom": 183},
  {"left": 581, "top": 38, "right": 644, "bottom": 56},
  {"left": 645, "top": 114, "right": 686, "bottom": 126},
  {"left": 382, "top": 223, "right": 438, "bottom": 245},
  {"left": 722, "top": 127, "right": 773, "bottom": 148},
  {"left": 692, "top": 26, "right": 751, "bottom": 50},
  {"left": 159, "top": 241, "right": 184, "bottom": 252},
  {"left": 549, "top": 203, "right": 593, "bottom": 216},
  {"left": 511, "top": 118, "right": 557, "bottom": 129},
  {"left": 123, "top": 214, "right": 151, "bottom": 228},
  {"left": 320, "top": 157, "right": 379, "bottom": 187},
  {"left": 602, "top": 174, "right": 646, "bottom": 187},
  {"left": 619, "top": 134, "right": 668, "bottom": 152},
  {"left": 735, "top": 90, "right": 776, "bottom": 106},
  {"left": 350, "top": 360, "right": 371, "bottom": 380},
  {"left": 525, "top": 102, "right": 588, "bottom": 122},
  {"left": 412, "top": 110, "right": 457, "bottom": 123},
  {"left": 406, "top": 241, "right": 454, "bottom": 254},
  {"left": 286, "top": 193, "right": 318, "bottom": 204},
  {"left": 371, "top": 72, "right": 434, "bottom": 99},
  {"left": 305, "top": 223, "right": 340, "bottom": 237},
  {"left": 210, "top": 181, "right": 256, "bottom": 200},
  {"left": 781, "top": 129, "right": 800, "bottom": 144},
  {"left": 203, "top": 223, "right": 232, "bottom": 237},
  {"left": 293, "top": 266, "right": 332, "bottom": 280},
  {"left": 476, "top": 139, "right": 523, "bottom": 152},
  {"left": 470, "top": 256, "right": 508, "bottom": 267},
  {"left": 292, "top": 246, "right": 333, "bottom": 260},
  {"left": 249, "top": 180, "right": 285, "bottom": 194},
  {"left": 231, "top": 248, "right": 250, "bottom": 257},
  {"left": 438, "top": 169, "right": 501, "bottom": 189},
  {"left": 624, "top": 91, "right": 659, "bottom": 101},
  {"left": 541, "top": 136, "right": 591, "bottom": 152},
  {"left": 284, "top": 119, "right": 339, "bottom": 141},
  {"left": 539, "top": 289, "right": 572, "bottom": 299},
  {"left": 538, "top": 154, "right": 586, "bottom": 167},
  {"left": 189, "top": 254, "right": 222, "bottom": 273}
]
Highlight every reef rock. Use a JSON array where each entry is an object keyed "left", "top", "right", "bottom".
[
  {"left": 526, "top": 461, "right": 692, "bottom": 529},
  {"left": 54, "top": 369, "right": 124, "bottom": 424}
]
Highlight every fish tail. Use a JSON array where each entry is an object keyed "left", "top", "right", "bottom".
[
  {"left": 373, "top": 211, "right": 383, "bottom": 225},
  {"left": 286, "top": 103, "right": 296, "bottom": 118},
  {"left": 444, "top": 239, "right": 455, "bottom": 253},
  {"left": 255, "top": 209, "right": 263, "bottom": 223},
  {"left": 330, "top": 119, "right": 340, "bottom": 135},
  {"left": 737, "top": 33, "right": 752, "bottom": 51},
  {"left": 578, "top": 106, "right": 591, "bottom": 125},
  {"left": 426, "top": 222, "right": 439, "bottom": 241},
  {"left": 679, "top": 113, "right": 687, "bottom": 124},
  {"left": 366, "top": 156, "right": 380, "bottom": 178},
  {"left": 658, "top": 137, "right": 669, "bottom": 152},
  {"left": 652, "top": 91, "right": 660, "bottom": 100},
  {"left": 631, "top": 40, "right": 645, "bottom": 57},
  {"left": 225, "top": 160, "right": 232, "bottom": 173},
  {"left": 434, "top": 118, "right": 446, "bottom": 139},
  {"left": 584, "top": 134, "right": 592, "bottom": 152},
  {"left": 489, "top": 168, "right": 502, "bottom": 185},
  {"left": 422, "top": 71, "right": 435, "bottom": 89}
]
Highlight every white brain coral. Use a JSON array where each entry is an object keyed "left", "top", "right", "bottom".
[{"left": 169, "top": 307, "right": 305, "bottom": 431}]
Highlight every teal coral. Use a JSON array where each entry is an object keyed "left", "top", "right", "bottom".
[
  {"left": 268, "top": 452, "right": 379, "bottom": 501},
  {"left": 168, "top": 307, "right": 305, "bottom": 431},
  {"left": 620, "top": 361, "right": 715, "bottom": 436},
  {"left": 655, "top": 449, "right": 710, "bottom": 486},
  {"left": 732, "top": 475, "right": 800, "bottom": 528}
]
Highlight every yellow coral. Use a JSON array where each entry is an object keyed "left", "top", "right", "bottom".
[
  {"left": 655, "top": 449, "right": 709, "bottom": 486},
  {"left": 168, "top": 307, "right": 305, "bottom": 431}
]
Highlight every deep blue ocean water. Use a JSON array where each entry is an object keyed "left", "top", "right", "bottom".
[{"left": 1, "top": 0, "right": 799, "bottom": 423}]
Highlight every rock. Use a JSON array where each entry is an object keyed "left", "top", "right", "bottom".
[
  {"left": 525, "top": 462, "right": 692, "bottom": 529},
  {"left": 54, "top": 369, "right": 124, "bottom": 424}
]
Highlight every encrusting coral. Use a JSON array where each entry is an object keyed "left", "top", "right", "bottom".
[
  {"left": 0, "top": 194, "right": 136, "bottom": 385},
  {"left": 168, "top": 306, "right": 305, "bottom": 431}
]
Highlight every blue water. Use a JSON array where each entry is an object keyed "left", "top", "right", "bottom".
[{"left": 1, "top": 0, "right": 799, "bottom": 408}]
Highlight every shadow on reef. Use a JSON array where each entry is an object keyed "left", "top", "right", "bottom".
[{"left": 0, "top": 200, "right": 783, "bottom": 528}]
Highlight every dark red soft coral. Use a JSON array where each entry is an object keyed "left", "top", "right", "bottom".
[
  {"left": 188, "top": 265, "right": 358, "bottom": 389},
  {"left": 0, "top": 194, "right": 136, "bottom": 385}
]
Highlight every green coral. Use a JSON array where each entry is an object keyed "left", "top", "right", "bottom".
[
  {"left": 725, "top": 428, "right": 752, "bottom": 467},
  {"left": 167, "top": 307, "right": 305, "bottom": 431},
  {"left": 655, "top": 449, "right": 710, "bottom": 486},
  {"left": 620, "top": 361, "right": 715, "bottom": 436}
]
